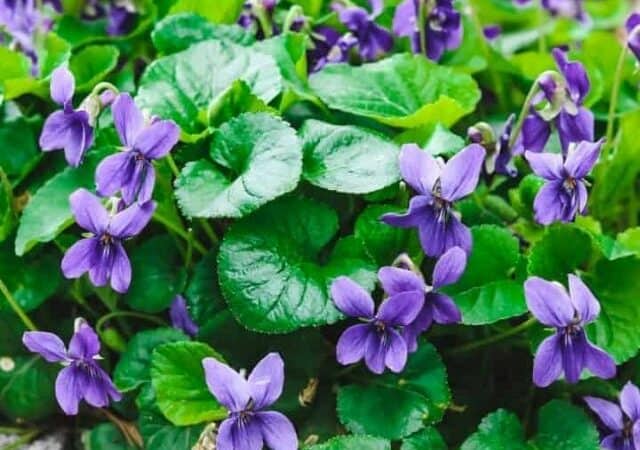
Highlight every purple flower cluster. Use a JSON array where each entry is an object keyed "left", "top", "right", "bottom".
[
  {"left": 203, "top": 353, "right": 298, "bottom": 450},
  {"left": 393, "top": 0, "right": 462, "bottom": 61},
  {"left": 38, "top": 65, "right": 179, "bottom": 294},
  {"left": 170, "top": 295, "right": 199, "bottom": 338},
  {"left": 382, "top": 143, "right": 485, "bottom": 257},
  {"left": 331, "top": 248, "right": 464, "bottom": 374},
  {"left": 23, "top": 320, "right": 121, "bottom": 415},
  {"left": 626, "top": 14, "right": 640, "bottom": 63},
  {"left": 468, "top": 115, "right": 518, "bottom": 177},
  {"left": 585, "top": 382, "right": 640, "bottom": 450},
  {"left": 525, "top": 275, "right": 615, "bottom": 387}
]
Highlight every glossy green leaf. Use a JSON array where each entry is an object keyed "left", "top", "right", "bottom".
[
  {"left": 218, "top": 197, "right": 376, "bottom": 333},
  {"left": 125, "top": 235, "right": 188, "bottom": 313},
  {"left": 460, "top": 409, "right": 528, "bottom": 450},
  {"left": 207, "top": 80, "right": 273, "bottom": 127},
  {"left": 401, "top": 428, "right": 447, "bottom": 450},
  {"left": 310, "top": 53, "right": 480, "bottom": 128},
  {"left": 445, "top": 225, "right": 526, "bottom": 325},
  {"left": 174, "top": 113, "right": 302, "bottom": 218},
  {"left": 69, "top": 45, "right": 120, "bottom": 92},
  {"left": 354, "top": 204, "right": 418, "bottom": 266},
  {"left": 150, "top": 341, "right": 226, "bottom": 426},
  {"left": 337, "top": 343, "right": 449, "bottom": 440},
  {"left": 300, "top": 120, "right": 400, "bottom": 194},
  {"left": 137, "top": 384, "right": 204, "bottom": 450},
  {"left": 136, "top": 40, "right": 281, "bottom": 135},
  {"left": 309, "top": 435, "right": 391, "bottom": 450},
  {"left": 527, "top": 224, "right": 593, "bottom": 281},
  {"left": 114, "top": 328, "right": 188, "bottom": 393},
  {"left": 529, "top": 400, "right": 599, "bottom": 450}
]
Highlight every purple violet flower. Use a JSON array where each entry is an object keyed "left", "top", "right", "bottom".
[
  {"left": 202, "top": 353, "right": 298, "bottom": 450},
  {"left": 520, "top": 48, "right": 593, "bottom": 154},
  {"left": 526, "top": 139, "right": 601, "bottom": 224},
  {"left": 308, "top": 26, "right": 342, "bottom": 72},
  {"left": 22, "top": 319, "right": 121, "bottom": 415},
  {"left": 61, "top": 188, "right": 155, "bottom": 293},
  {"left": 378, "top": 248, "right": 465, "bottom": 353},
  {"left": 332, "top": 0, "right": 393, "bottom": 62},
  {"left": 525, "top": 274, "right": 616, "bottom": 387},
  {"left": 170, "top": 295, "right": 199, "bottom": 338},
  {"left": 39, "top": 67, "right": 95, "bottom": 167},
  {"left": 393, "top": 0, "right": 462, "bottom": 61},
  {"left": 382, "top": 143, "right": 486, "bottom": 257},
  {"left": 585, "top": 382, "right": 640, "bottom": 450},
  {"left": 238, "top": 0, "right": 277, "bottom": 39},
  {"left": 626, "top": 13, "right": 640, "bottom": 63},
  {"left": 331, "top": 274, "right": 424, "bottom": 374},
  {"left": 95, "top": 93, "right": 179, "bottom": 205},
  {"left": 483, "top": 25, "right": 501, "bottom": 41}
]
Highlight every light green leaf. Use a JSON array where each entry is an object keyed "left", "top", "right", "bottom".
[
  {"left": 168, "top": 0, "right": 244, "bottom": 24},
  {"left": 136, "top": 40, "right": 281, "bottom": 136},
  {"left": 150, "top": 341, "right": 226, "bottom": 426},
  {"left": 151, "top": 13, "right": 254, "bottom": 54},
  {"left": 69, "top": 45, "right": 120, "bottom": 92},
  {"left": 114, "top": 328, "right": 188, "bottom": 393},
  {"left": 218, "top": 197, "right": 376, "bottom": 333},
  {"left": 174, "top": 113, "right": 301, "bottom": 218},
  {"left": 527, "top": 224, "right": 593, "bottom": 281},
  {"left": 310, "top": 53, "right": 480, "bottom": 128},
  {"left": 300, "top": 120, "right": 400, "bottom": 194}
]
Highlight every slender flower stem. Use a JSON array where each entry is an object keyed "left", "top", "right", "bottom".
[
  {"left": 605, "top": 46, "right": 628, "bottom": 153},
  {"left": 418, "top": 1, "right": 428, "bottom": 57},
  {"left": 153, "top": 213, "right": 208, "bottom": 255},
  {"left": 508, "top": 79, "right": 543, "bottom": 149},
  {"left": 185, "top": 228, "right": 194, "bottom": 268},
  {"left": 200, "top": 220, "right": 218, "bottom": 246},
  {"left": 447, "top": 316, "right": 537, "bottom": 356},
  {"left": 96, "top": 311, "right": 168, "bottom": 334},
  {"left": 90, "top": 81, "right": 120, "bottom": 97},
  {"left": 165, "top": 153, "right": 181, "bottom": 178},
  {"left": 254, "top": 4, "right": 273, "bottom": 39},
  {"left": 0, "top": 278, "right": 37, "bottom": 331},
  {"left": 4, "top": 430, "right": 40, "bottom": 450}
]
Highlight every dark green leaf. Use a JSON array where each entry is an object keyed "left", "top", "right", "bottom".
[
  {"left": 309, "top": 435, "right": 391, "bottom": 450},
  {"left": 337, "top": 343, "right": 449, "bottom": 440},
  {"left": 218, "top": 197, "right": 376, "bottom": 333},
  {"left": 83, "top": 423, "right": 136, "bottom": 450},
  {"left": 125, "top": 235, "right": 188, "bottom": 314},
  {"left": 0, "top": 356, "right": 58, "bottom": 421},
  {"left": 401, "top": 428, "right": 447, "bottom": 450},
  {"left": 460, "top": 409, "right": 528, "bottom": 450},
  {"left": 527, "top": 224, "right": 593, "bottom": 281}
]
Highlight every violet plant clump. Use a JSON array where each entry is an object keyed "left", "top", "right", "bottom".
[{"left": 4, "top": 2, "right": 640, "bottom": 450}]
